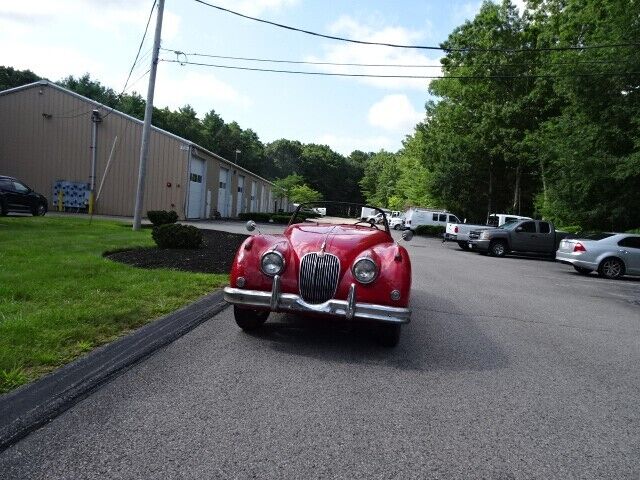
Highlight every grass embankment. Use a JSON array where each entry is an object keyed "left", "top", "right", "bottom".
[{"left": 0, "top": 216, "right": 227, "bottom": 393}]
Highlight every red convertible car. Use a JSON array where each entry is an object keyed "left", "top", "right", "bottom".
[{"left": 223, "top": 202, "right": 413, "bottom": 346}]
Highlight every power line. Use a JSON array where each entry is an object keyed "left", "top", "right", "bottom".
[
  {"left": 53, "top": 0, "right": 157, "bottom": 120},
  {"left": 161, "top": 47, "right": 632, "bottom": 69},
  {"left": 160, "top": 58, "right": 640, "bottom": 79},
  {"left": 192, "top": 0, "right": 640, "bottom": 53}
]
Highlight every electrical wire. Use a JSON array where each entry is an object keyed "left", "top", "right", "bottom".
[
  {"left": 160, "top": 58, "right": 640, "bottom": 79},
  {"left": 52, "top": 0, "right": 157, "bottom": 120},
  {"left": 160, "top": 47, "right": 633, "bottom": 69},
  {"left": 192, "top": 0, "right": 640, "bottom": 53}
]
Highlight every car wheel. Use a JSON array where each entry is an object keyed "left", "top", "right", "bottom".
[
  {"left": 457, "top": 241, "right": 470, "bottom": 251},
  {"left": 393, "top": 224, "right": 401, "bottom": 230},
  {"left": 32, "top": 203, "right": 47, "bottom": 216},
  {"left": 234, "top": 306, "right": 269, "bottom": 331},
  {"left": 598, "top": 257, "right": 625, "bottom": 280},
  {"left": 377, "top": 324, "right": 401, "bottom": 347},
  {"left": 0, "top": 199, "right": 7, "bottom": 216},
  {"left": 489, "top": 240, "right": 507, "bottom": 257},
  {"left": 573, "top": 266, "right": 592, "bottom": 275}
]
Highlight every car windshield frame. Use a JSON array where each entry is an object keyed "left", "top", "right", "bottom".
[
  {"left": 288, "top": 201, "right": 391, "bottom": 233},
  {"left": 498, "top": 220, "right": 521, "bottom": 229}
]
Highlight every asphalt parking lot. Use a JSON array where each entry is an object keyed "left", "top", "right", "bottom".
[{"left": 1, "top": 233, "right": 638, "bottom": 479}]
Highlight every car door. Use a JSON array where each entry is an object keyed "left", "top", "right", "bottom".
[
  {"left": 617, "top": 236, "right": 640, "bottom": 274},
  {"left": 11, "top": 180, "right": 33, "bottom": 211},
  {"left": 534, "top": 221, "right": 555, "bottom": 253},
  {"left": 511, "top": 221, "right": 537, "bottom": 251}
]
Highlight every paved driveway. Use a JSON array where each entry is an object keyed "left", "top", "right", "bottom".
[{"left": 1, "top": 236, "right": 639, "bottom": 479}]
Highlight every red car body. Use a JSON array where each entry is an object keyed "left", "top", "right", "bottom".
[{"left": 223, "top": 216, "right": 412, "bottom": 345}]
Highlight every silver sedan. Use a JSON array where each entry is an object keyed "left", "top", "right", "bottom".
[{"left": 556, "top": 233, "right": 640, "bottom": 279}]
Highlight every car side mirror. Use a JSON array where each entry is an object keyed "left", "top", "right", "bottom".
[
  {"left": 246, "top": 220, "right": 257, "bottom": 232},
  {"left": 402, "top": 229, "right": 413, "bottom": 242},
  {"left": 515, "top": 226, "right": 523, "bottom": 232}
]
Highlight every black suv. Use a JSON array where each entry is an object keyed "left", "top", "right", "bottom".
[{"left": 0, "top": 176, "right": 48, "bottom": 216}]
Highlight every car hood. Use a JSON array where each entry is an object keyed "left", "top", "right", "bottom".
[{"left": 283, "top": 223, "right": 391, "bottom": 264}]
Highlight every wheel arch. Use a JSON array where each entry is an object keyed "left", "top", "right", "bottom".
[{"left": 598, "top": 255, "right": 627, "bottom": 273}]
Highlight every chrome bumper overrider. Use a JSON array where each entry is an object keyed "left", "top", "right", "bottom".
[{"left": 223, "top": 275, "right": 411, "bottom": 324}]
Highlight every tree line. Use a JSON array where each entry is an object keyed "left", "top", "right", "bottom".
[
  {"left": 361, "top": 0, "right": 639, "bottom": 230},
  {"left": 2, "top": 0, "right": 638, "bottom": 230}
]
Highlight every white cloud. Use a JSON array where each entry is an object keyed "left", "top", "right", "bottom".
[
  {"left": 306, "top": 16, "right": 441, "bottom": 90},
  {"left": 313, "top": 134, "right": 394, "bottom": 156},
  {"left": 212, "top": 0, "right": 299, "bottom": 16},
  {"left": 154, "top": 69, "right": 252, "bottom": 114},
  {"left": 368, "top": 94, "right": 423, "bottom": 132}
]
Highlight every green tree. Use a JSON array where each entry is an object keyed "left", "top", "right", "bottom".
[
  {"left": 0, "top": 66, "right": 40, "bottom": 91},
  {"left": 289, "top": 184, "right": 323, "bottom": 203},
  {"left": 273, "top": 174, "right": 304, "bottom": 200}
]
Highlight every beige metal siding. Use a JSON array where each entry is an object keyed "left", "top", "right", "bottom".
[
  {"left": 0, "top": 82, "right": 279, "bottom": 220},
  {"left": 0, "top": 84, "right": 189, "bottom": 217}
]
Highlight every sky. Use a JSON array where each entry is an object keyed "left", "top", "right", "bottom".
[{"left": 0, "top": 0, "right": 525, "bottom": 155}]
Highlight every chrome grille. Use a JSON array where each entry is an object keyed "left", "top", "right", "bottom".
[{"left": 299, "top": 253, "right": 340, "bottom": 304}]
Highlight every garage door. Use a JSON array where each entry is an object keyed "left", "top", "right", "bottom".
[
  {"left": 251, "top": 180, "right": 257, "bottom": 212},
  {"left": 236, "top": 175, "right": 244, "bottom": 216},
  {"left": 218, "top": 167, "right": 230, "bottom": 217},
  {"left": 187, "top": 157, "right": 206, "bottom": 219}
]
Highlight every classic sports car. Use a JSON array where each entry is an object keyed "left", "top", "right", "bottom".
[{"left": 223, "top": 202, "right": 413, "bottom": 346}]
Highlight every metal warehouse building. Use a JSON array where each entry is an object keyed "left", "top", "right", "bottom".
[{"left": 0, "top": 80, "right": 285, "bottom": 219}]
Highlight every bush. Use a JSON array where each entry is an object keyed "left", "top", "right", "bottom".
[
  {"left": 238, "top": 212, "right": 271, "bottom": 222},
  {"left": 414, "top": 225, "right": 446, "bottom": 237},
  {"left": 152, "top": 224, "right": 203, "bottom": 249},
  {"left": 147, "top": 210, "right": 178, "bottom": 226},
  {"left": 557, "top": 225, "right": 583, "bottom": 234}
]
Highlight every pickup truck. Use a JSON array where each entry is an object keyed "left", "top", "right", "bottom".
[
  {"left": 445, "top": 213, "right": 531, "bottom": 250},
  {"left": 468, "top": 219, "right": 571, "bottom": 257}
]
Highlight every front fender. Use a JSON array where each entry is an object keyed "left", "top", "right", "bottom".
[{"left": 336, "top": 242, "right": 412, "bottom": 307}]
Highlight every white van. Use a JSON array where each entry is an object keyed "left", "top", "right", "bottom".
[{"left": 404, "top": 208, "right": 460, "bottom": 231}]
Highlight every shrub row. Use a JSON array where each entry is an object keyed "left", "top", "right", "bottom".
[
  {"left": 147, "top": 210, "right": 178, "bottom": 226},
  {"left": 238, "top": 211, "right": 321, "bottom": 223},
  {"left": 152, "top": 224, "right": 202, "bottom": 249},
  {"left": 414, "top": 225, "right": 446, "bottom": 236}
]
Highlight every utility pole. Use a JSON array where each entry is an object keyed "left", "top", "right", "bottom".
[{"left": 133, "top": 0, "right": 165, "bottom": 230}]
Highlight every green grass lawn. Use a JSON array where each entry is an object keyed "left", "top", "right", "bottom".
[{"left": 0, "top": 216, "right": 227, "bottom": 394}]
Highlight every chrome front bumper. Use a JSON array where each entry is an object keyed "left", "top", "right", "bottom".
[{"left": 223, "top": 276, "right": 411, "bottom": 324}]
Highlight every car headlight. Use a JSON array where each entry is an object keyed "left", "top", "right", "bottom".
[
  {"left": 352, "top": 257, "right": 379, "bottom": 284},
  {"left": 480, "top": 230, "right": 490, "bottom": 239},
  {"left": 260, "top": 251, "right": 285, "bottom": 276}
]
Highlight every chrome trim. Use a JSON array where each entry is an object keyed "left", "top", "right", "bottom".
[
  {"left": 223, "top": 285, "right": 411, "bottom": 324},
  {"left": 352, "top": 257, "right": 379, "bottom": 284},
  {"left": 270, "top": 275, "right": 281, "bottom": 310},
  {"left": 260, "top": 250, "right": 285, "bottom": 277},
  {"left": 346, "top": 283, "right": 356, "bottom": 320},
  {"left": 299, "top": 252, "right": 340, "bottom": 304}
]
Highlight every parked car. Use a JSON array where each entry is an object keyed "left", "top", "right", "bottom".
[
  {"left": 404, "top": 207, "right": 460, "bottom": 231},
  {"left": 223, "top": 202, "right": 413, "bottom": 346},
  {"left": 445, "top": 213, "right": 531, "bottom": 250},
  {"left": 556, "top": 233, "right": 640, "bottom": 279},
  {"left": 0, "top": 175, "right": 48, "bottom": 216},
  {"left": 389, "top": 215, "right": 405, "bottom": 230},
  {"left": 468, "top": 219, "right": 571, "bottom": 257}
]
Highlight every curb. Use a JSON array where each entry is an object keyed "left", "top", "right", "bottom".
[{"left": 0, "top": 291, "right": 229, "bottom": 452}]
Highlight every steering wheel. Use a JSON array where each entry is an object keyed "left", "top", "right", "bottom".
[{"left": 354, "top": 220, "right": 381, "bottom": 230}]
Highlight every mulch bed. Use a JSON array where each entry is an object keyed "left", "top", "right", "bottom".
[{"left": 106, "top": 229, "right": 248, "bottom": 273}]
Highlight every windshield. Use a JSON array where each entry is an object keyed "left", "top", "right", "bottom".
[
  {"left": 498, "top": 220, "right": 520, "bottom": 229},
  {"left": 577, "top": 233, "right": 616, "bottom": 241},
  {"left": 289, "top": 201, "right": 390, "bottom": 232}
]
